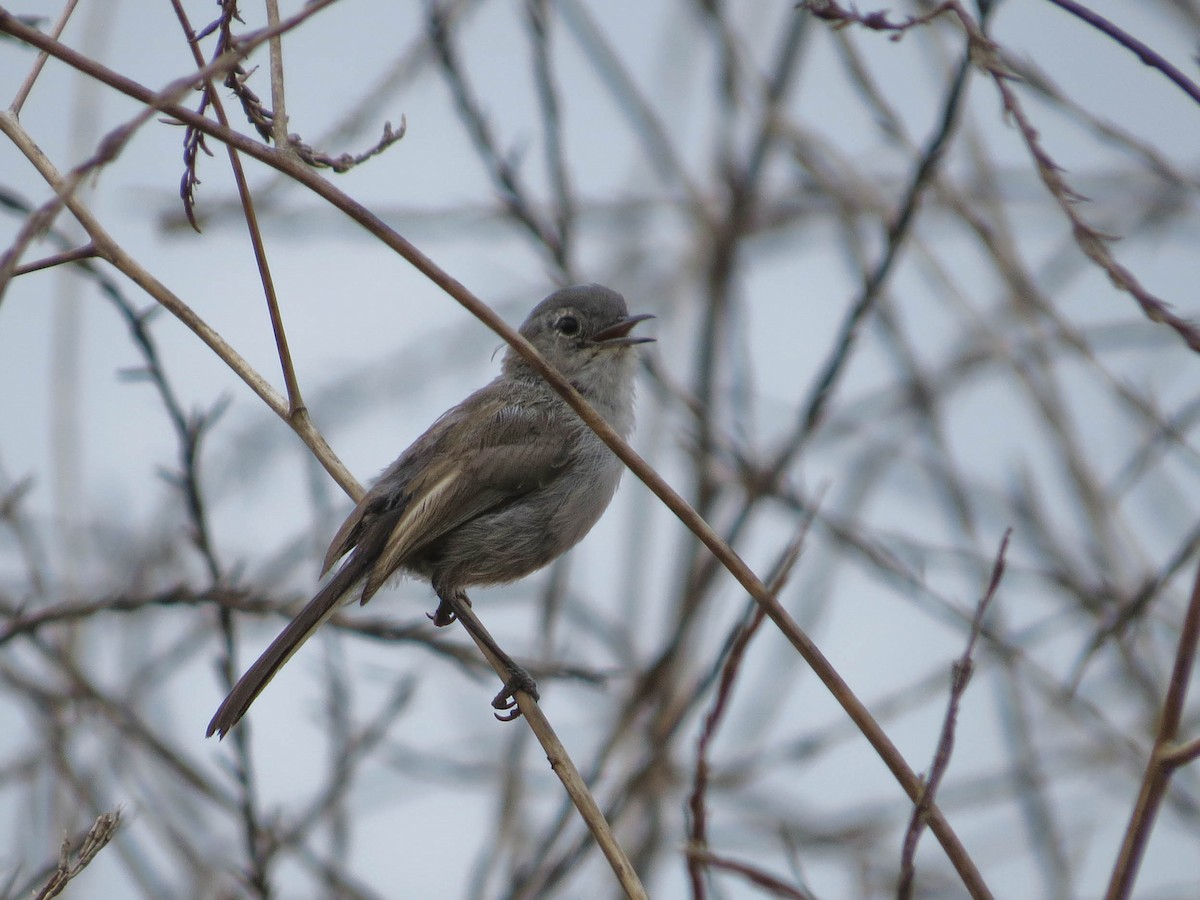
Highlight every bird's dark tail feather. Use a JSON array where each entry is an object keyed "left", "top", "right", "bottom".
[{"left": 207, "top": 564, "right": 361, "bottom": 738}]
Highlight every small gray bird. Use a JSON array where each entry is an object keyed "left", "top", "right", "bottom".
[{"left": 208, "top": 284, "right": 653, "bottom": 737}]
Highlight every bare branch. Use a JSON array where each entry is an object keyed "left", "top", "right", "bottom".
[{"left": 898, "top": 530, "right": 1011, "bottom": 899}]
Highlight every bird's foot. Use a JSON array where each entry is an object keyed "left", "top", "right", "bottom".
[
  {"left": 429, "top": 594, "right": 470, "bottom": 627},
  {"left": 492, "top": 663, "right": 539, "bottom": 722}
]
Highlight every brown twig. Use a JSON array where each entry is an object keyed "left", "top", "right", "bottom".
[
  {"left": 790, "top": 28, "right": 972, "bottom": 447},
  {"left": 1043, "top": 0, "right": 1200, "bottom": 107},
  {"left": 7, "top": 0, "right": 80, "bottom": 115},
  {"left": 263, "top": 0, "right": 290, "bottom": 150},
  {"left": 11, "top": 241, "right": 97, "bottom": 276},
  {"left": 525, "top": 0, "right": 577, "bottom": 277},
  {"left": 898, "top": 529, "right": 1011, "bottom": 899},
  {"left": 287, "top": 118, "right": 407, "bottom": 172},
  {"left": 426, "top": 0, "right": 568, "bottom": 274},
  {"left": 1106, "top": 559, "right": 1200, "bottom": 898},
  {"left": 687, "top": 512, "right": 816, "bottom": 898},
  {"left": 684, "top": 848, "right": 816, "bottom": 900}
]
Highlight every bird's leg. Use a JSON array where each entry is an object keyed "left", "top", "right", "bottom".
[{"left": 437, "top": 588, "right": 539, "bottom": 721}]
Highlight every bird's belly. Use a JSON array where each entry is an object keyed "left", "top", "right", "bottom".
[{"left": 414, "top": 451, "right": 622, "bottom": 587}]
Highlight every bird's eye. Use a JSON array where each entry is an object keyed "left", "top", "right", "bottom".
[{"left": 555, "top": 315, "right": 580, "bottom": 336}]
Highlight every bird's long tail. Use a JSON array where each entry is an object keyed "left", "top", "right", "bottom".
[{"left": 207, "top": 563, "right": 361, "bottom": 738}]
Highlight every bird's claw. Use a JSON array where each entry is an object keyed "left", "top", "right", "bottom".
[
  {"left": 429, "top": 597, "right": 461, "bottom": 627},
  {"left": 491, "top": 665, "right": 539, "bottom": 722},
  {"left": 493, "top": 701, "right": 521, "bottom": 722}
]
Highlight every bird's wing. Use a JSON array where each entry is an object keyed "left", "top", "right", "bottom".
[
  {"left": 321, "top": 481, "right": 393, "bottom": 576},
  {"left": 317, "top": 388, "right": 573, "bottom": 601},
  {"left": 320, "top": 392, "right": 485, "bottom": 577},
  {"left": 360, "top": 427, "right": 570, "bottom": 598},
  {"left": 359, "top": 405, "right": 571, "bottom": 598}
]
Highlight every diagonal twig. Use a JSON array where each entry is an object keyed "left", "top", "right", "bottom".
[
  {"left": 1106, "top": 558, "right": 1200, "bottom": 898},
  {"left": 898, "top": 529, "right": 1011, "bottom": 899}
]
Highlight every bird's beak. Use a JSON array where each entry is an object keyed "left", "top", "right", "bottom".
[{"left": 591, "top": 313, "right": 656, "bottom": 346}]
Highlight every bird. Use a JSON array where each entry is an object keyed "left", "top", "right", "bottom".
[{"left": 207, "top": 284, "right": 653, "bottom": 737}]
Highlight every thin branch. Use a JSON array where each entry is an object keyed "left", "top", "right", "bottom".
[
  {"left": 790, "top": 21, "right": 972, "bottom": 447},
  {"left": 525, "top": 0, "right": 577, "bottom": 278},
  {"left": 1159, "top": 737, "right": 1200, "bottom": 769},
  {"left": 286, "top": 118, "right": 406, "bottom": 172},
  {"left": 684, "top": 848, "right": 816, "bottom": 900},
  {"left": 1044, "top": 0, "right": 1200, "bottom": 107},
  {"left": 0, "top": 181, "right": 81, "bottom": 305},
  {"left": 8, "top": 0, "right": 81, "bottom": 115},
  {"left": 170, "top": 0, "right": 304, "bottom": 423},
  {"left": 446, "top": 601, "right": 648, "bottom": 900},
  {"left": 687, "top": 511, "right": 817, "bottom": 899},
  {"left": 425, "top": 0, "right": 567, "bottom": 273},
  {"left": 898, "top": 529, "right": 1011, "bottom": 899},
  {"left": 264, "top": 0, "right": 290, "bottom": 149},
  {"left": 11, "top": 242, "right": 97, "bottom": 276},
  {"left": 1106, "top": 559, "right": 1200, "bottom": 899}
]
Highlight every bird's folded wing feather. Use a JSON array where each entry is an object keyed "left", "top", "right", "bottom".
[
  {"left": 318, "top": 398, "right": 573, "bottom": 600},
  {"left": 361, "top": 428, "right": 572, "bottom": 597}
]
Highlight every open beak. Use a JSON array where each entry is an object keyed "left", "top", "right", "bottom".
[{"left": 591, "top": 313, "right": 656, "bottom": 346}]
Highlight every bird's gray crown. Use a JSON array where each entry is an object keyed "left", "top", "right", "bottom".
[{"left": 520, "top": 283, "right": 629, "bottom": 338}]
